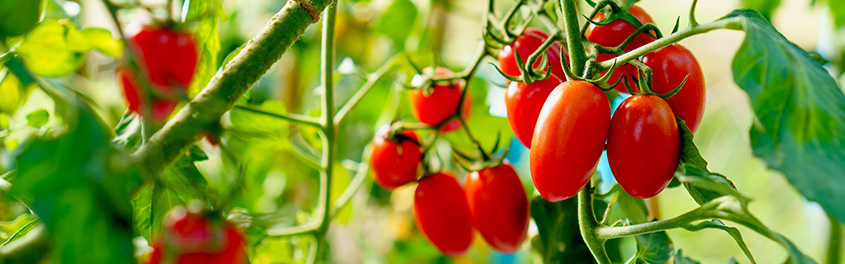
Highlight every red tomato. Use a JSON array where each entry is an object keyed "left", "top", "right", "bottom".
[
  {"left": 585, "top": 5, "right": 655, "bottom": 91},
  {"left": 530, "top": 81, "right": 611, "bottom": 202},
  {"left": 505, "top": 75, "right": 562, "bottom": 148},
  {"left": 119, "top": 68, "right": 179, "bottom": 122},
  {"left": 642, "top": 44, "right": 706, "bottom": 132},
  {"left": 498, "top": 27, "right": 568, "bottom": 80},
  {"left": 606, "top": 95, "right": 680, "bottom": 198},
  {"left": 465, "top": 162, "right": 529, "bottom": 253},
  {"left": 414, "top": 172, "right": 474, "bottom": 256},
  {"left": 409, "top": 67, "right": 471, "bottom": 132},
  {"left": 149, "top": 209, "right": 246, "bottom": 264},
  {"left": 370, "top": 126, "right": 422, "bottom": 189}
]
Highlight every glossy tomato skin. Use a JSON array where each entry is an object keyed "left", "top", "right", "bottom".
[
  {"left": 642, "top": 44, "right": 706, "bottom": 132},
  {"left": 530, "top": 81, "right": 611, "bottom": 202},
  {"left": 409, "top": 67, "right": 471, "bottom": 132},
  {"left": 119, "top": 68, "right": 179, "bottom": 122},
  {"left": 465, "top": 162, "right": 529, "bottom": 253},
  {"left": 506, "top": 75, "right": 562, "bottom": 148},
  {"left": 498, "top": 28, "right": 568, "bottom": 80},
  {"left": 148, "top": 210, "right": 246, "bottom": 264},
  {"left": 370, "top": 126, "right": 422, "bottom": 189},
  {"left": 607, "top": 95, "right": 680, "bottom": 198},
  {"left": 586, "top": 5, "right": 655, "bottom": 91},
  {"left": 414, "top": 172, "right": 474, "bottom": 256}
]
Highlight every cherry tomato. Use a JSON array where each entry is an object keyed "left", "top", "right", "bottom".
[
  {"left": 464, "top": 162, "right": 529, "bottom": 253},
  {"left": 414, "top": 172, "right": 474, "bottom": 256},
  {"left": 607, "top": 95, "right": 680, "bottom": 198},
  {"left": 409, "top": 67, "right": 471, "bottom": 132},
  {"left": 370, "top": 126, "right": 422, "bottom": 189},
  {"left": 530, "top": 81, "right": 611, "bottom": 202},
  {"left": 149, "top": 208, "right": 246, "bottom": 264},
  {"left": 498, "top": 27, "right": 568, "bottom": 80},
  {"left": 119, "top": 68, "right": 179, "bottom": 122},
  {"left": 642, "top": 44, "right": 706, "bottom": 132},
  {"left": 586, "top": 5, "right": 655, "bottom": 91},
  {"left": 505, "top": 75, "right": 562, "bottom": 148}
]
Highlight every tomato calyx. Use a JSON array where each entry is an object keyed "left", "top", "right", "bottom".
[
  {"left": 622, "top": 68, "right": 689, "bottom": 100},
  {"left": 451, "top": 132, "right": 509, "bottom": 172},
  {"left": 560, "top": 56, "right": 625, "bottom": 91}
]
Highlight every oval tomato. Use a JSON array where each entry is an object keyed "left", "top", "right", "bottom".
[
  {"left": 149, "top": 208, "right": 246, "bottom": 264},
  {"left": 465, "top": 162, "right": 529, "bottom": 253},
  {"left": 506, "top": 75, "right": 562, "bottom": 148},
  {"left": 370, "top": 126, "right": 422, "bottom": 189},
  {"left": 530, "top": 80, "right": 611, "bottom": 202},
  {"left": 585, "top": 5, "right": 655, "bottom": 91},
  {"left": 119, "top": 68, "right": 179, "bottom": 122},
  {"left": 498, "top": 27, "right": 568, "bottom": 80},
  {"left": 642, "top": 44, "right": 706, "bottom": 132},
  {"left": 414, "top": 172, "right": 474, "bottom": 256},
  {"left": 409, "top": 67, "right": 471, "bottom": 132},
  {"left": 607, "top": 95, "right": 680, "bottom": 198}
]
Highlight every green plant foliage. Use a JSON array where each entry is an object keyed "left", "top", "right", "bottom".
[
  {"left": 529, "top": 196, "right": 594, "bottom": 263},
  {"left": 0, "top": 0, "right": 42, "bottom": 37},
  {"left": 633, "top": 230, "right": 674, "bottom": 264},
  {"left": 827, "top": 0, "right": 845, "bottom": 29},
  {"left": 17, "top": 20, "right": 89, "bottom": 77},
  {"left": 727, "top": 9, "right": 845, "bottom": 223},
  {"left": 673, "top": 250, "right": 701, "bottom": 264},
  {"left": 0, "top": 70, "right": 34, "bottom": 115},
  {"left": 741, "top": 0, "right": 781, "bottom": 21},
  {"left": 24, "top": 109, "right": 48, "bottom": 128},
  {"left": 183, "top": 0, "right": 225, "bottom": 96},
  {"left": 376, "top": 0, "right": 417, "bottom": 50},
  {"left": 81, "top": 28, "right": 123, "bottom": 58}
]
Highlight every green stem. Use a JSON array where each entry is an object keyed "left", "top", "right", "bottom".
[
  {"left": 333, "top": 55, "right": 399, "bottom": 125},
  {"left": 827, "top": 214, "right": 842, "bottom": 264},
  {"left": 560, "top": 0, "right": 588, "bottom": 76},
  {"left": 332, "top": 146, "right": 371, "bottom": 215},
  {"left": 578, "top": 187, "right": 612, "bottom": 264},
  {"left": 597, "top": 17, "right": 743, "bottom": 70},
  {"left": 314, "top": 2, "right": 337, "bottom": 261},
  {"left": 233, "top": 104, "right": 322, "bottom": 128},
  {"left": 131, "top": 0, "right": 333, "bottom": 176}
]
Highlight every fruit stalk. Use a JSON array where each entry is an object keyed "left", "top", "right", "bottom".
[{"left": 559, "top": 0, "right": 588, "bottom": 76}]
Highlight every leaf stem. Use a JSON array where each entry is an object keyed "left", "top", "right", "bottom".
[
  {"left": 314, "top": 2, "right": 338, "bottom": 260},
  {"left": 333, "top": 55, "right": 399, "bottom": 125},
  {"left": 578, "top": 187, "right": 612, "bottom": 264},
  {"left": 233, "top": 104, "right": 322, "bottom": 128},
  {"left": 560, "top": 0, "right": 588, "bottom": 76}
]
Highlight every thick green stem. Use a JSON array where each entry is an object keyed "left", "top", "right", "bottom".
[
  {"left": 315, "top": 1, "right": 338, "bottom": 260},
  {"left": 578, "top": 187, "right": 612, "bottom": 264},
  {"left": 560, "top": 0, "right": 588, "bottom": 76},
  {"left": 131, "top": 0, "right": 332, "bottom": 175}
]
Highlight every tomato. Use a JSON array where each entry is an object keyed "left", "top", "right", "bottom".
[
  {"left": 606, "top": 95, "right": 680, "bottom": 199},
  {"left": 409, "top": 67, "right": 471, "bottom": 132},
  {"left": 498, "top": 27, "right": 568, "bottom": 80},
  {"left": 585, "top": 5, "right": 655, "bottom": 91},
  {"left": 464, "top": 162, "right": 529, "bottom": 253},
  {"left": 414, "top": 172, "right": 474, "bottom": 256},
  {"left": 149, "top": 208, "right": 246, "bottom": 264},
  {"left": 530, "top": 80, "right": 611, "bottom": 202},
  {"left": 119, "top": 25, "right": 198, "bottom": 121},
  {"left": 505, "top": 75, "right": 562, "bottom": 148},
  {"left": 370, "top": 126, "right": 422, "bottom": 189},
  {"left": 642, "top": 44, "right": 706, "bottom": 132}
]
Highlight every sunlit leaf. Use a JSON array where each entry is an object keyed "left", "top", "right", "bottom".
[
  {"left": 81, "top": 27, "right": 123, "bottom": 58},
  {"left": 376, "top": 0, "right": 417, "bottom": 50},
  {"left": 182, "top": 0, "right": 225, "bottom": 96},
  {"left": 0, "top": 0, "right": 42, "bottom": 37},
  {"left": 18, "top": 20, "right": 91, "bottom": 77},
  {"left": 635, "top": 230, "right": 674, "bottom": 264}
]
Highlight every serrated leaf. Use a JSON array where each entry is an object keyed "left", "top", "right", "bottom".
[
  {"left": 727, "top": 9, "right": 845, "bottom": 222},
  {"left": 18, "top": 20, "right": 91, "bottom": 77},
  {"left": 25, "top": 109, "right": 48, "bottom": 128},
  {"left": 678, "top": 120, "right": 707, "bottom": 170},
  {"left": 81, "top": 27, "right": 123, "bottom": 58},
  {"left": 635, "top": 229, "right": 674, "bottom": 264},
  {"left": 673, "top": 249, "right": 701, "bottom": 264},
  {"left": 375, "top": 0, "right": 417, "bottom": 50}
]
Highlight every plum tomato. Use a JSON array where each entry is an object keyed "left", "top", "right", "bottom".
[
  {"left": 498, "top": 27, "right": 568, "bottom": 80},
  {"left": 642, "top": 44, "right": 706, "bottom": 132},
  {"left": 370, "top": 125, "right": 422, "bottom": 189},
  {"left": 505, "top": 74, "right": 563, "bottom": 148},
  {"left": 409, "top": 67, "right": 471, "bottom": 132},
  {"left": 148, "top": 208, "right": 246, "bottom": 264},
  {"left": 413, "top": 172, "right": 474, "bottom": 256},
  {"left": 465, "top": 162, "right": 529, "bottom": 253}
]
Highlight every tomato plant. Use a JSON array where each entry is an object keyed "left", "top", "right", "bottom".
[
  {"left": 408, "top": 67, "right": 471, "bottom": 132},
  {"left": 148, "top": 208, "right": 246, "bottom": 264},
  {"left": 465, "top": 162, "right": 530, "bottom": 254},
  {"left": 530, "top": 80, "right": 610, "bottom": 202},
  {"left": 505, "top": 74, "right": 562, "bottom": 147},
  {"left": 413, "top": 172, "right": 474, "bottom": 256},
  {"left": 642, "top": 44, "right": 706, "bottom": 132},
  {"left": 606, "top": 94, "right": 680, "bottom": 199},
  {"left": 497, "top": 27, "right": 567, "bottom": 79},
  {"left": 586, "top": 5, "right": 655, "bottom": 90},
  {"left": 369, "top": 126, "right": 422, "bottom": 189}
]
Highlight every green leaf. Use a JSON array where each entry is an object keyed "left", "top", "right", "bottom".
[
  {"left": 634, "top": 230, "right": 674, "bottom": 264},
  {"left": 682, "top": 219, "right": 755, "bottom": 263},
  {"left": 375, "top": 0, "right": 417, "bottom": 50},
  {"left": 81, "top": 27, "right": 123, "bottom": 58},
  {"left": 614, "top": 190, "right": 648, "bottom": 224},
  {"left": 25, "top": 109, "right": 48, "bottom": 128},
  {"left": 18, "top": 20, "right": 91, "bottom": 77},
  {"left": 182, "top": 0, "right": 224, "bottom": 96},
  {"left": 8, "top": 95, "right": 136, "bottom": 263},
  {"left": 227, "top": 101, "right": 291, "bottom": 146},
  {"left": 673, "top": 249, "right": 701, "bottom": 264},
  {"left": 0, "top": 69, "right": 35, "bottom": 115},
  {"left": 727, "top": 9, "right": 845, "bottom": 222},
  {"left": 827, "top": 0, "right": 845, "bottom": 28},
  {"left": 529, "top": 196, "right": 594, "bottom": 263},
  {"left": 678, "top": 120, "right": 707, "bottom": 170},
  {"left": 0, "top": 0, "right": 43, "bottom": 37},
  {"left": 0, "top": 214, "right": 38, "bottom": 243},
  {"left": 741, "top": 0, "right": 781, "bottom": 21}
]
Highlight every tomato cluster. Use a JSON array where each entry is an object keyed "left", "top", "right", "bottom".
[
  {"left": 149, "top": 208, "right": 246, "bottom": 264},
  {"left": 498, "top": 6, "right": 705, "bottom": 201},
  {"left": 369, "top": 125, "right": 529, "bottom": 255},
  {"left": 409, "top": 67, "right": 471, "bottom": 132},
  {"left": 119, "top": 25, "right": 199, "bottom": 122}
]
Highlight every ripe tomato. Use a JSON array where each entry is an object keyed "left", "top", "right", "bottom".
[
  {"left": 409, "top": 67, "right": 471, "bottom": 132},
  {"left": 606, "top": 95, "right": 680, "bottom": 199},
  {"left": 414, "top": 172, "right": 474, "bottom": 256},
  {"left": 370, "top": 126, "right": 422, "bottom": 189},
  {"left": 642, "top": 44, "right": 706, "bottom": 132},
  {"left": 149, "top": 208, "right": 246, "bottom": 264},
  {"left": 498, "top": 27, "right": 568, "bottom": 80},
  {"left": 464, "top": 162, "right": 529, "bottom": 253},
  {"left": 585, "top": 5, "right": 655, "bottom": 91},
  {"left": 530, "top": 80, "right": 611, "bottom": 202},
  {"left": 506, "top": 74, "right": 562, "bottom": 148},
  {"left": 119, "top": 68, "right": 179, "bottom": 122}
]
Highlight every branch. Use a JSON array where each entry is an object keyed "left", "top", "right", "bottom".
[
  {"left": 131, "top": 0, "right": 333, "bottom": 176},
  {"left": 333, "top": 55, "right": 399, "bottom": 125}
]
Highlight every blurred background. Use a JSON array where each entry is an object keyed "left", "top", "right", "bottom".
[{"left": 2, "top": 0, "right": 843, "bottom": 263}]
